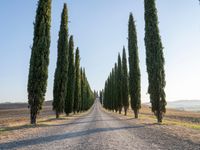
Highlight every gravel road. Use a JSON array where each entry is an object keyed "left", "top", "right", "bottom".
[{"left": 0, "top": 100, "right": 199, "bottom": 150}]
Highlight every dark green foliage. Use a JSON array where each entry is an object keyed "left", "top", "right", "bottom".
[
  {"left": 103, "top": 78, "right": 110, "bottom": 110},
  {"left": 122, "top": 47, "right": 129, "bottom": 116},
  {"left": 81, "top": 69, "right": 94, "bottom": 111},
  {"left": 103, "top": 13, "right": 141, "bottom": 117},
  {"left": 128, "top": 13, "right": 141, "bottom": 118},
  {"left": 53, "top": 3, "right": 69, "bottom": 118},
  {"left": 103, "top": 73, "right": 110, "bottom": 110},
  {"left": 27, "top": 0, "right": 51, "bottom": 124},
  {"left": 103, "top": 62, "right": 119, "bottom": 113},
  {"left": 144, "top": 0, "right": 166, "bottom": 123},
  {"left": 117, "top": 54, "right": 123, "bottom": 114},
  {"left": 65, "top": 36, "right": 75, "bottom": 116},
  {"left": 110, "top": 68, "right": 116, "bottom": 111},
  {"left": 80, "top": 68, "right": 84, "bottom": 111},
  {"left": 99, "top": 90, "right": 103, "bottom": 104},
  {"left": 70, "top": 48, "right": 94, "bottom": 113},
  {"left": 73, "top": 48, "right": 81, "bottom": 113},
  {"left": 113, "top": 63, "right": 118, "bottom": 112},
  {"left": 107, "top": 70, "right": 114, "bottom": 111}
]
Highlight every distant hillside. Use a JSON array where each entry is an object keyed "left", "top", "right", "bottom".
[
  {"left": 167, "top": 100, "right": 200, "bottom": 112},
  {"left": 145, "top": 100, "right": 200, "bottom": 112}
]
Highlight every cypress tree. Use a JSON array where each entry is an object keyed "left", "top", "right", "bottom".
[
  {"left": 144, "top": 0, "right": 166, "bottom": 123},
  {"left": 99, "top": 90, "right": 103, "bottom": 104},
  {"left": 75, "top": 67, "right": 94, "bottom": 111},
  {"left": 108, "top": 72, "right": 113, "bottom": 110},
  {"left": 101, "top": 89, "right": 104, "bottom": 106},
  {"left": 73, "top": 48, "right": 81, "bottom": 113},
  {"left": 65, "top": 35, "right": 75, "bottom": 116},
  {"left": 82, "top": 68, "right": 87, "bottom": 111},
  {"left": 110, "top": 68, "right": 115, "bottom": 111},
  {"left": 82, "top": 68, "right": 90, "bottom": 111},
  {"left": 122, "top": 47, "right": 129, "bottom": 116},
  {"left": 27, "top": 0, "right": 51, "bottom": 124},
  {"left": 104, "top": 78, "right": 109, "bottom": 110},
  {"left": 80, "top": 68, "right": 84, "bottom": 111},
  {"left": 85, "top": 87, "right": 89, "bottom": 110},
  {"left": 117, "top": 54, "right": 123, "bottom": 114},
  {"left": 101, "top": 90, "right": 104, "bottom": 104},
  {"left": 53, "top": 3, "right": 69, "bottom": 119},
  {"left": 114, "top": 63, "right": 118, "bottom": 112},
  {"left": 104, "top": 83, "right": 107, "bottom": 108},
  {"left": 128, "top": 13, "right": 141, "bottom": 118}
]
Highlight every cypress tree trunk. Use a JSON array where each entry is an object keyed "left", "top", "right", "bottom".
[
  {"left": 65, "top": 36, "right": 75, "bottom": 115},
  {"left": 133, "top": 109, "right": 138, "bottom": 119},
  {"left": 144, "top": 0, "right": 166, "bottom": 123},
  {"left": 128, "top": 13, "right": 141, "bottom": 119},
  {"left": 30, "top": 107, "right": 37, "bottom": 124},
  {"left": 74, "top": 48, "right": 81, "bottom": 114},
  {"left": 122, "top": 47, "right": 129, "bottom": 116},
  {"left": 56, "top": 112, "right": 60, "bottom": 119},
  {"left": 124, "top": 110, "right": 127, "bottom": 116},
  {"left": 27, "top": 0, "right": 51, "bottom": 125},
  {"left": 53, "top": 3, "right": 69, "bottom": 118}
]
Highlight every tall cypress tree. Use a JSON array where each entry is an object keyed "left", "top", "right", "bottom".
[
  {"left": 122, "top": 47, "right": 129, "bottom": 116},
  {"left": 27, "top": 0, "right": 51, "bottom": 124},
  {"left": 117, "top": 54, "right": 123, "bottom": 114},
  {"left": 128, "top": 13, "right": 141, "bottom": 118},
  {"left": 110, "top": 68, "right": 115, "bottom": 111},
  {"left": 73, "top": 48, "right": 81, "bottom": 113},
  {"left": 65, "top": 35, "right": 75, "bottom": 116},
  {"left": 53, "top": 3, "right": 69, "bottom": 118},
  {"left": 99, "top": 90, "right": 103, "bottom": 104},
  {"left": 80, "top": 68, "right": 84, "bottom": 111},
  {"left": 144, "top": 0, "right": 166, "bottom": 123},
  {"left": 114, "top": 63, "right": 118, "bottom": 112},
  {"left": 82, "top": 68, "right": 88, "bottom": 111}
]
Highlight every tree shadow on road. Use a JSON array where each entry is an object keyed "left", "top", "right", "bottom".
[
  {"left": 0, "top": 124, "right": 47, "bottom": 132},
  {"left": 0, "top": 117, "right": 117, "bottom": 133},
  {"left": 0, "top": 125, "right": 144, "bottom": 149}
]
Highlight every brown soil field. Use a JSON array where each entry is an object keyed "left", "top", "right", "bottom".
[
  {"left": 0, "top": 101, "right": 54, "bottom": 128},
  {"left": 0, "top": 101, "right": 199, "bottom": 130}
]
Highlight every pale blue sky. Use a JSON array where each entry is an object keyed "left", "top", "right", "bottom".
[{"left": 0, "top": 0, "right": 200, "bottom": 103}]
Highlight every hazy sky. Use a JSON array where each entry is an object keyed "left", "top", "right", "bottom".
[{"left": 0, "top": 0, "right": 200, "bottom": 103}]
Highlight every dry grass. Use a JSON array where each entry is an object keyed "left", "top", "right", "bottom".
[
  {"left": 140, "top": 105, "right": 200, "bottom": 124},
  {"left": 136, "top": 105, "right": 200, "bottom": 130},
  {"left": 0, "top": 106, "right": 54, "bottom": 129},
  {"left": 0, "top": 102, "right": 91, "bottom": 134},
  {"left": 104, "top": 104, "right": 200, "bottom": 130}
]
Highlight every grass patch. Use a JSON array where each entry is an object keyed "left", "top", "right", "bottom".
[
  {"left": 0, "top": 108, "right": 92, "bottom": 134},
  {"left": 104, "top": 109, "right": 200, "bottom": 131},
  {"left": 0, "top": 128, "right": 6, "bottom": 132},
  {"left": 139, "top": 113, "right": 200, "bottom": 130},
  {"left": 0, "top": 124, "right": 35, "bottom": 134},
  {"left": 163, "top": 119, "right": 200, "bottom": 130}
]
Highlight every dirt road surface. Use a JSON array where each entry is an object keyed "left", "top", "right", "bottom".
[{"left": 0, "top": 100, "right": 199, "bottom": 150}]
